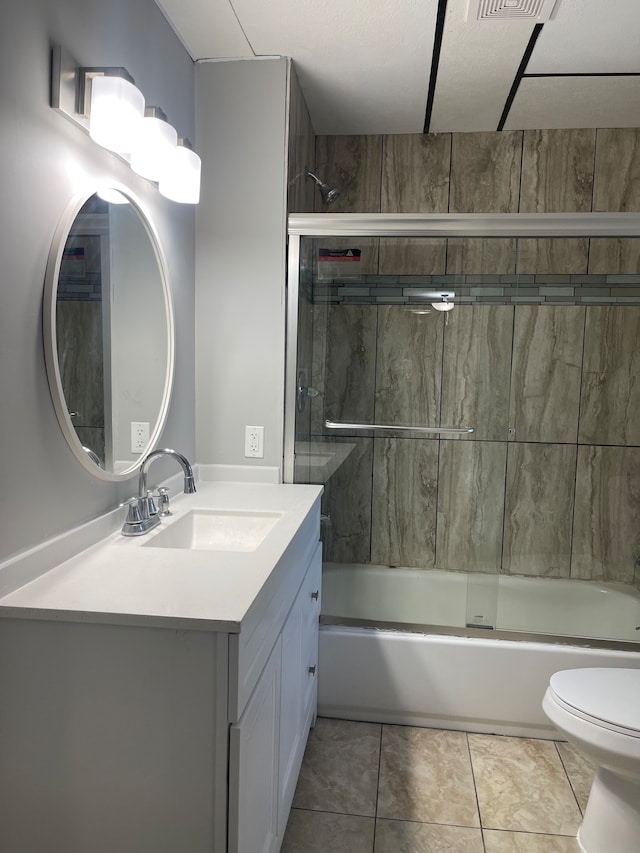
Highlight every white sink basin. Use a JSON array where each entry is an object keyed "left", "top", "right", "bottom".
[{"left": 143, "top": 509, "right": 283, "bottom": 552}]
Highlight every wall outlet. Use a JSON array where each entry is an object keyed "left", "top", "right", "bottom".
[
  {"left": 244, "top": 425, "right": 264, "bottom": 458},
  {"left": 131, "top": 421, "right": 150, "bottom": 454}
]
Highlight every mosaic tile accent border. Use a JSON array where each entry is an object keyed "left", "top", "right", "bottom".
[{"left": 311, "top": 273, "right": 640, "bottom": 306}]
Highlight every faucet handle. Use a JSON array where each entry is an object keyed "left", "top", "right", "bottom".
[
  {"left": 120, "top": 495, "right": 161, "bottom": 537},
  {"left": 122, "top": 497, "right": 144, "bottom": 525},
  {"left": 155, "top": 487, "right": 171, "bottom": 517},
  {"left": 144, "top": 489, "right": 158, "bottom": 517}
]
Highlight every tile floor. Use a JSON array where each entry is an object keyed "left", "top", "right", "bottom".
[{"left": 282, "top": 718, "right": 597, "bottom": 853}]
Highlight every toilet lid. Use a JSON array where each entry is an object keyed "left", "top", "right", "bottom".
[{"left": 549, "top": 668, "right": 640, "bottom": 737}]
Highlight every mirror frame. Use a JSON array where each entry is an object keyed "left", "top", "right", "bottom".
[{"left": 43, "top": 186, "right": 175, "bottom": 481}]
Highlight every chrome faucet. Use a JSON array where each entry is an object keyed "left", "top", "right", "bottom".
[{"left": 121, "top": 449, "right": 196, "bottom": 536}]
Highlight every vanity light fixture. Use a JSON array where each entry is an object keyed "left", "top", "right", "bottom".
[
  {"left": 51, "top": 45, "right": 201, "bottom": 204},
  {"left": 158, "top": 139, "right": 202, "bottom": 205},
  {"left": 131, "top": 107, "right": 178, "bottom": 182},
  {"left": 87, "top": 72, "right": 145, "bottom": 154}
]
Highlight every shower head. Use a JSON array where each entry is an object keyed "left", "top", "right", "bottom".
[{"left": 306, "top": 171, "right": 341, "bottom": 205}]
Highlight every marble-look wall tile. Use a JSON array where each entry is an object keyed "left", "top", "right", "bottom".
[
  {"left": 378, "top": 237, "right": 446, "bottom": 275},
  {"left": 519, "top": 129, "right": 595, "bottom": 213},
  {"left": 310, "top": 301, "right": 329, "bottom": 436},
  {"left": 56, "top": 301, "right": 104, "bottom": 428},
  {"left": 374, "top": 306, "right": 443, "bottom": 431},
  {"left": 321, "top": 437, "right": 373, "bottom": 564},
  {"left": 381, "top": 133, "right": 451, "bottom": 213},
  {"left": 315, "top": 135, "right": 382, "bottom": 213},
  {"left": 75, "top": 426, "right": 105, "bottom": 464},
  {"left": 436, "top": 440, "right": 507, "bottom": 572},
  {"left": 503, "top": 443, "right": 576, "bottom": 578},
  {"left": 295, "top": 290, "right": 313, "bottom": 442},
  {"left": 371, "top": 438, "right": 438, "bottom": 568},
  {"left": 450, "top": 131, "right": 522, "bottom": 213},
  {"left": 589, "top": 237, "right": 640, "bottom": 274},
  {"left": 593, "top": 128, "right": 640, "bottom": 212},
  {"left": 287, "top": 64, "right": 316, "bottom": 214},
  {"left": 446, "top": 238, "right": 516, "bottom": 275},
  {"left": 515, "top": 238, "right": 588, "bottom": 274},
  {"left": 509, "top": 306, "right": 584, "bottom": 443},
  {"left": 441, "top": 305, "right": 513, "bottom": 441},
  {"left": 579, "top": 307, "right": 640, "bottom": 446},
  {"left": 318, "top": 304, "right": 377, "bottom": 435},
  {"left": 572, "top": 445, "right": 640, "bottom": 583}
]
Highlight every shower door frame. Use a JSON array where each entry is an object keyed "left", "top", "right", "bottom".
[{"left": 284, "top": 211, "right": 640, "bottom": 482}]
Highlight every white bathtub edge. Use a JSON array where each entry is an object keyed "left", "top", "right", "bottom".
[{"left": 318, "top": 627, "right": 640, "bottom": 739}]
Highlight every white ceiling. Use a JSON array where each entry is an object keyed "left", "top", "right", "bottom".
[{"left": 156, "top": 0, "right": 640, "bottom": 135}]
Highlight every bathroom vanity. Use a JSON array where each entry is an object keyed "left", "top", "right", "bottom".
[{"left": 0, "top": 480, "right": 322, "bottom": 853}]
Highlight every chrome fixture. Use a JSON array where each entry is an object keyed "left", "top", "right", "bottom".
[
  {"left": 50, "top": 45, "right": 201, "bottom": 204},
  {"left": 306, "top": 171, "right": 341, "bottom": 205},
  {"left": 325, "top": 420, "right": 473, "bottom": 435},
  {"left": 121, "top": 448, "right": 196, "bottom": 536},
  {"left": 431, "top": 292, "right": 455, "bottom": 312},
  {"left": 296, "top": 370, "right": 320, "bottom": 413},
  {"left": 82, "top": 445, "right": 103, "bottom": 468}
]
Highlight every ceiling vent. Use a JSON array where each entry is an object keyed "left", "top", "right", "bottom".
[{"left": 467, "top": 0, "right": 559, "bottom": 22}]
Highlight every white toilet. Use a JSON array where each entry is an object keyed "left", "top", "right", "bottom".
[{"left": 543, "top": 668, "right": 640, "bottom": 853}]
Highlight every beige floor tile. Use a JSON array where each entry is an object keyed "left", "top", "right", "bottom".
[
  {"left": 469, "top": 734, "right": 582, "bottom": 835},
  {"left": 375, "top": 818, "right": 484, "bottom": 852},
  {"left": 292, "top": 718, "right": 381, "bottom": 816},
  {"left": 555, "top": 741, "right": 597, "bottom": 814},
  {"left": 483, "top": 829, "right": 581, "bottom": 852},
  {"left": 281, "top": 808, "right": 375, "bottom": 853},
  {"left": 377, "top": 725, "right": 480, "bottom": 827}
]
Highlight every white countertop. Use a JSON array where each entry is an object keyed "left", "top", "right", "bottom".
[{"left": 0, "top": 481, "right": 322, "bottom": 632}]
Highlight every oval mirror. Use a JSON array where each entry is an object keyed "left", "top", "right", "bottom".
[{"left": 43, "top": 189, "right": 174, "bottom": 480}]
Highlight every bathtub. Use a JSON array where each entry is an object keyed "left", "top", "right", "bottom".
[{"left": 318, "top": 563, "right": 640, "bottom": 738}]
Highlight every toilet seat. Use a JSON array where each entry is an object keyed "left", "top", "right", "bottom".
[{"left": 548, "top": 668, "right": 640, "bottom": 739}]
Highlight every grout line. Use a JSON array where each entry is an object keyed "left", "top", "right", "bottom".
[
  {"left": 371, "top": 723, "right": 384, "bottom": 852},
  {"left": 465, "top": 732, "right": 488, "bottom": 852},
  {"left": 553, "top": 741, "right": 586, "bottom": 818}
]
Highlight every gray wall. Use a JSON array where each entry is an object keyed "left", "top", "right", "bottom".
[
  {"left": 0, "top": 0, "right": 196, "bottom": 562},
  {"left": 195, "top": 59, "right": 291, "bottom": 470}
]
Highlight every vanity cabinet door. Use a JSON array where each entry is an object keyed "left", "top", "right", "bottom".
[
  {"left": 228, "top": 637, "right": 281, "bottom": 853},
  {"left": 278, "top": 543, "right": 322, "bottom": 829}
]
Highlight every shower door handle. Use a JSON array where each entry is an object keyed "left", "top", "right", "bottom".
[{"left": 325, "top": 420, "right": 474, "bottom": 435}]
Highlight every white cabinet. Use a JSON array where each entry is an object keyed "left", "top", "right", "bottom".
[
  {"left": 0, "top": 501, "right": 322, "bottom": 853},
  {"left": 229, "top": 542, "right": 321, "bottom": 853},
  {"left": 229, "top": 637, "right": 281, "bottom": 853}
]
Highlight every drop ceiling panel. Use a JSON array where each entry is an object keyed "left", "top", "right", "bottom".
[
  {"left": 527, "top": 0, "right": 640, "bottom": 74},
  {"left": 230, "top": 0, "right": 438, "bottom": 134},
  {"left": 503, "top": 76, "right": 640, "bottom": 130},
  {"left": 430, "top": 1, "right": 536, "bottom": 131},
  {"left": 156, "top": 0, "right": 253, "bottom": 59}
]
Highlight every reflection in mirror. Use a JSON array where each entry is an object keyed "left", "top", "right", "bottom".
[{"left": 44, "top": 190, "right": 174, "bottom": 480}]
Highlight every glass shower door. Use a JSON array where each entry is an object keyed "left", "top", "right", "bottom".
[{"left": 286, "top": 218, "right": 640, "bottom": 646}]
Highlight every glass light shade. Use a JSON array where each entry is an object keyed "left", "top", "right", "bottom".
[
  {"left": 130, "top": 115, "right": 178, "bottom": 182},
  {"left": 89, "top": 75, "right": 145, "bottom": 154},
  {"left": 158, "top": 143, "right": 201, "bottom": 204}
]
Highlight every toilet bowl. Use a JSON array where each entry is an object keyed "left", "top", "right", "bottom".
[{"left": 542, "top": 667, "right": 640, "bottom": 853}]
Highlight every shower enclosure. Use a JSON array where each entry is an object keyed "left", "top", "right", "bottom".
[{"left": 285, "top": 213, "right": 640, "bottom": 651}]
